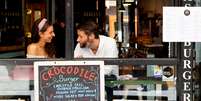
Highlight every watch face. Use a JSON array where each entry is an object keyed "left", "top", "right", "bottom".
[{"left": 184, "top": 9, "right": 190, "bottom": 16}]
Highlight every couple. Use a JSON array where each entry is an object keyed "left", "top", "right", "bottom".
[{"left": 27, "top": 18, "right": 119, "bottom": 74}]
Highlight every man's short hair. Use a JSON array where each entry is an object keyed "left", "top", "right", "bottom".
[{"left": 76, "top": 20, "right": 99, "bottom": 39}]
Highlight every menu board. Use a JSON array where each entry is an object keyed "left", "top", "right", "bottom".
[{"left": 34, "top": 61, "right": 104, "bottom": 101}]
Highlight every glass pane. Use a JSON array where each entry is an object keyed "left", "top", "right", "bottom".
[
  {"left": 0, "top": 0, "right": 66, "bottom": 58},
  {"left": 0, "top": 0, "right": 24, "bottom": 58},
  {"left": 105, "top": 64, "right": 176, "bottom": 100},
  {"left": 119, "top": 0, "right": 173, "bottom": 58},
  {"left": 0, "top": 64, "right": 33, "bottom": 100}
]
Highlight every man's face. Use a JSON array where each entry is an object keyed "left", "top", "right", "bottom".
[{"left": 77, "top": 30, "right": 89, "bottom": 48}]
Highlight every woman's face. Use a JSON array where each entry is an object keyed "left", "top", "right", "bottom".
[{"left": 40, "top": 26, "right": 55, "bottom": 43}]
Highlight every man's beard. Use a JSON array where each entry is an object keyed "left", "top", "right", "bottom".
[
  {"left": 80, "top": 42, "right": 87, "bottom": 48},
  {"left": 80, "top": 37, "right": 90, "bottom": 48}
]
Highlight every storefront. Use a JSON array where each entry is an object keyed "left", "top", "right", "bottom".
[{"left": 0, "top": 0, "right": 200, "bottom": 101}]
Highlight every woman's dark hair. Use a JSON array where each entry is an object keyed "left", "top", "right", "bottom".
[
  {"left": 76, "top": 20, "right": 100, "bottom": 39},
  {"left": 31, "top": 18, "right": 55, "bottom": 58}
]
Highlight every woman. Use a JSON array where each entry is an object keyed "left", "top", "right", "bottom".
[{"left": 26, "top": 18, "right": 55, "bottom": 58}]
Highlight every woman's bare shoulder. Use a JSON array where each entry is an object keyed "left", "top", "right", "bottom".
[{"left": 27, "top": 43, "right": 38, "bottom": 54}]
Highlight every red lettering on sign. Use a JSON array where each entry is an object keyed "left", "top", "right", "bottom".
[
  {"left": 60, "top": 67, "right": 66, "bottom": 74},
  {"left": 66, "top": 67, "right": 73, "bottom": 74},
  {"left": 48, "top": 69, "right": 55, "bottom": 79},
  {"left": 42, "top": 73, "right": 49, "bottom": 81},
  {"left": 42, "top": 66, "right": 97, "bottom": 81}
]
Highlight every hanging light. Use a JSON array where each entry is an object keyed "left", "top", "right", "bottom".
[
  {"left": 123, "top": 0, "right": 132, "bottom": 6},
  {"left": 26, "top": 9, "right": 32, "bottom": 15},
  {"left": 118, "top": 0, "right": 125, "bottom": 12},
  {"left": 135, "top": 0, "right": 138, "bottom": 5},
  {"left": 123, "top": 3, "right": 131, "bottom": 6}
]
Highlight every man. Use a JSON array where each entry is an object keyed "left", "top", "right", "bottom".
[
  {"left": 74, "top": 20, "right": 119, "bottom": 75},
  {"left": 74, "top": 20, "right": 118, "bottom": 101}
]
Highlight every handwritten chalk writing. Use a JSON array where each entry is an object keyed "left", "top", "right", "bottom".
[
  {"left": 65, "top": 95, "right": 70, "bottom": 98},
  {"left": 74, "top": 83, "right": 84, "bottom": 86},
  {"left": 78, "top": 94, "right": 84, "bottom": 97},
  {"left": 70, "top": 90, "right": 77, "bottom": 93},
  {"left": 56, "top": 87, "right": 71, "bottom": 90},
  {"left": 42, "top": 66, "right": 97, "bottom": 81},
  {"left": 53, "top": 95, "right": 64, "bottom": 99},
  {"left": 85, "top": 94, "right": 96, "bottom": 97},
  {"left": 71, "top": 86, "right": 89, "bottom": 90},
  {"left": 77, "top": 90, "right": 85, "bottom": 93},
  {"left": 56, "top": 91, "right": 69, "bottom": 94},
  {"left": 53, "top": 75, "right": 79, "bottom": 83},
  {"left": 53, "top": 83, "right": 73, "bottom": 88},
  {"left": 65, "top": 94, "right": 78, "bottom": 98}
]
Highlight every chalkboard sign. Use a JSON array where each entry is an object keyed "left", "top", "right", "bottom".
[{"left": 34, "top": 61, "right": 104, "bottom": 101}]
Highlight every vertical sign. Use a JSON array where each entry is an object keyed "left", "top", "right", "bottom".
[
  {"left": 180, "top": 42, "right": 194, "bottom": 101},
  {"left": 34, "top": 61, "right": 104, "bottom": 101}
]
